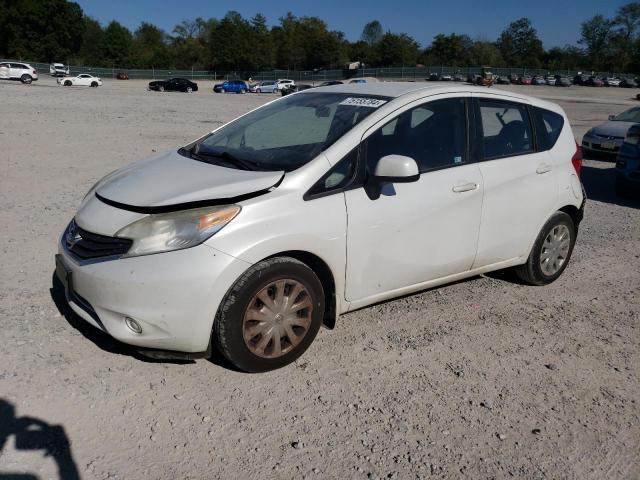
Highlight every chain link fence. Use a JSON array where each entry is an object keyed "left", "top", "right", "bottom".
[{"left": 21, "top": 61, "right": 638, "bottom": 82}]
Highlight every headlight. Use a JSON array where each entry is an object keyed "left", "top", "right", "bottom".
[{"left": 115, "top": 205, "right": 240, "bottom": 257}]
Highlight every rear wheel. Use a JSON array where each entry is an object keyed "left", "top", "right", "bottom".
[
  {"left": 90, "top": 81, "right": 98, "bottom": 87},
  {"left": 213, "top": 257, "right": 324, "bottom": 372},
  {"left": 515, "top": 211, "right": 576, "bottom": 285},
  {"left": 21, "top": 74, "right": 32, "bottom": 84},
  {"left": 186, "top": 86, "right": 192, "bottom": 93},
  {"left": 159, "top": 85, "right": 164, "bottom": 92},
  {"left": 64, "top": 80, "right": 72, "bottom": 86}
]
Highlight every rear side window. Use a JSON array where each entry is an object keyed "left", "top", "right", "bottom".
[
  {"left": 535, "top": 107, "right": 564, "bottom": 150},
  {"left": 478, "top": 100, "right": 533, "bottom": 159}
]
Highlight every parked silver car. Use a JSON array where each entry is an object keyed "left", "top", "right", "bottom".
[{"left": 582, "top": 106, "right": 640, "bottom": 156}]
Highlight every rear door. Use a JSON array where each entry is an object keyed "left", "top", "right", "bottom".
[{"left": 471, "top": 95, "right": 558, "bottom": 267}]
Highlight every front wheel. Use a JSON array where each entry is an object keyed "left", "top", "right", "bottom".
[
  {"left": 186, "top": 86, "right": 192, "bottom": 93},
  {"left": 21, "top": 75, "right": 32, "bottom": 84},
  {"left": 159, "top": 85, "right": 164, "bottom": 92},
  {"left": 213, "top": 257, "right": 325, "bottom": 373},
  {"left": 515, "top": 211, "right": 576, "bottom": 285},
  {"left": 90, "top": 81, "right": 98, "bottom": 87}
]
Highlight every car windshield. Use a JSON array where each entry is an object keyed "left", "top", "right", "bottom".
[
  {"left": 184, "top": 92, "right": 389, "bottom": 172},
  {"left": 613, "top": 107, "right": 640, "bottom": 122}
]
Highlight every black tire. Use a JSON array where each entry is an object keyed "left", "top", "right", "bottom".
[
  {"left": 90, "top": 81, "right": 98, "bottom": 87},
  {"left": 21, "top": 74, "right": 32, "bottom": 84},
  {"left": 64, "top": 80, "right": 72, "bottom": 86},
  {"left": 213, "top": 256, "right": 325, "bottom": 373},
  {"left": 186, "top": 86, "right": 192, "bottom": 93},
  {"left": 515, "top": 211, "right": 576, "bottom": 286}
]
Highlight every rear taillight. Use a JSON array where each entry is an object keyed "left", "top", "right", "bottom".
[
  {"left": 572, "top": 142, "right": 583, "bottom": 178},
  {"left": 33, "top": 70, "right": 37, "bottom": 75}
]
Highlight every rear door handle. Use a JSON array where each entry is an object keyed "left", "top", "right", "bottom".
[
  {"left": 536, "top": 163, "right": 553, "bottom": 174},
  {"left": 452, "top": 182, "right": 479, "bottom": 193}
]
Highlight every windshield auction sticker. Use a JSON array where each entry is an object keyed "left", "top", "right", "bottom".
[{"left": 339, "top": 97, "right": 388, "bottom": 108}]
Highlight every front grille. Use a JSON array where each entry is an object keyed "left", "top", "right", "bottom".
[{"left": 64, "top": 220, "right": 132, "bottom": 260}]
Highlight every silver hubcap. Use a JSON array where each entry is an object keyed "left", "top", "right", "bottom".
[
  {"left": 243, "top": 279, "right": 313, "bottom": 359},
  {"left": 540, "top": 224, "right": 571, "bottom": 276}
]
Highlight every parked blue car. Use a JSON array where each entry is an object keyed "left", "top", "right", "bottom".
[
  {"left": 213, "top": 80, "right": 248, "bottom": 93},
  {"left": 615, "top": 123, "right": 640, "bottom": 197}
]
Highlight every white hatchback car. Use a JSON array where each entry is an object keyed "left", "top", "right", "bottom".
[
  {"left": 58, "top": 73, "right": 103, "bottom": 87},
  {"left": 56, "top": 83, "right": 585, "bottom": 372}
]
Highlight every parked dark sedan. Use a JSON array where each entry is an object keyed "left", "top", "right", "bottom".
[
  {"left": 620, "top": 78, "right": 638, "bottom": 88},
  {"left": 615, "top": 123, "right": 640, "bottom": 198},
  {"left": 587, "top": 76, "right": 604, "bottom": 87},
  {"left": 148, "top": 78, "right": 198, "bottom": 93},
  {"left": 496, "top": 76, "right": 510, "bottom": 84},
  {"left": 573, "top": 74, "right": 590, "bottom": 86}
]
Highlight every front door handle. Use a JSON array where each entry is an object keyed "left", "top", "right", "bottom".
[
  {"left": 452, "top": 182, "right": 479, "bottom": 193},
  {"left": 536, "top": 163, "right": 553, "bottom": 174}
]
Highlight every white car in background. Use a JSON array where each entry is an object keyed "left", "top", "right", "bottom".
[
  {"left": 276, "top": 79, "right": 295, "bottom": 90},
  {"left": 58, "top": 73, "right": 102, "bottom": 87},
  {"left": 56, "top": 83, "right": 584, "bottom": 373},
  {"left": 0, "top": 61, "right": 38, "bottom": 83},
  {"left": 50, "top": 63, "right": 70, "bottom": 77}
]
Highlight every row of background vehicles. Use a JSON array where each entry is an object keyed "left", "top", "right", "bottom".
[{"left": 428, "top": 70, "right": 639, "bottom": 88}]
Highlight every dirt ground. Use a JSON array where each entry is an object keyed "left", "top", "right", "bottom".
[{"left": 0, "top": 77, "right": 638, "bottom": 480}]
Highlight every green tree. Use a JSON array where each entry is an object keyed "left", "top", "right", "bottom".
[
  {"left": 76, "top": 16, "right": 104, "bottom": 65},
  {"left": 375, "top": 32, "right": 419, "bottom": 67},
  {"left": 579, "top": 15, "right": 613, "bottom": 70},
  {"left": 361, "top": 20, "right": 383, "bottom": 45},
  {"left": 249, "top": 14, "right": 274, "bottom": 70},
  {"left": 497, "top": 18, "right": 544, "bottom": 67},
  {"left": 423, "top": 33, "right": 473, "bottom": 65},
  {"left": 0, "top": 0, "right": 84, "bottom": 61},
  {"left": 469, "top": 41, "right": 504, "bottom": 67},
  {"left": 99, "top": 21, "right": 132, "bottom": 67},
  {"left": 130, "top": 22, "right": 171, "bottom": 68},
  {"left": 209, "top": 11, "right": 252, "bottom": 70}
]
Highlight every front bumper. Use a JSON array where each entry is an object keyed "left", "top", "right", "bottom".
[
  {"left": 582, "top": 136, "right": 623, "bottom": 154},
  {"left": 56, "top": 239, "right": 250, "bottom": 353}
]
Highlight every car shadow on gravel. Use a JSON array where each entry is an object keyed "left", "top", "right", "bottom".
[
  {"left": 581, "top": 164, "right": 640, "bottom": 208},
  {"left": 49, "top": 272, "right": 239, "bottom": 370}
]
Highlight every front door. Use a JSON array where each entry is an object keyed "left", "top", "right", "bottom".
[{"left": 344, "top": 95, "right": 483, "bottom": 303}]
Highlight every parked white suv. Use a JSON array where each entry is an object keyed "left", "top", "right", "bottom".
[
  {"left": 50, "top": 63, "right": 70, "bottom": 77},
  {"left": 276, "top": 78, "right": 295, "bottom": 90},
  {"left": 0, "top": 62, "right": 38, "bottom": 83},
  {"left": 56, "top": 84, "right": 584, "bottom": 372}
]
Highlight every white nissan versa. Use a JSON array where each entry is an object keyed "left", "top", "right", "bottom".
[{"left": 56, "top": 83, "right": 585, "bottom": 372}]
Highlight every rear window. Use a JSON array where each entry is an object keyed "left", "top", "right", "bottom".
[{"left": 535, "top": 107, "right": 564, "bottom": 150}]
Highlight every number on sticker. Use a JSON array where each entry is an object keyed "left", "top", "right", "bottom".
[{"left": 339, "top": 97, "right": 387, "bottom": 108}]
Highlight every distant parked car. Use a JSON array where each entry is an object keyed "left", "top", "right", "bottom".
[
  {"left": 280, "top": 83, "right": 313, "bottom": 96},
  {"left": 467, "top": 73, "right": 481, "bottom": 83},
  {"left": 318, "top": 80, "right": 343, "bottom": 86},
  {"left": 532, "top": 76, "right": 546, "bottom": 85},
  {"left": 213, "top": 80, "right": 248, "bottom": 93},
  {"left": 586, "top": 76, "right": 604, "bottom": 87},
  {"left": 614, "top": 123, "right": 640, "bottom": 197},
  {"left": 582, "top": 106, "right": 640, "bottom": 157},
  {"left": 554, "top": 75, "right": 572, "bottom": 87},
  {"left": 573, "top": 74, "right": 590, "bottom": 86},
  {"left": 50, "top": 63, "right": 69, "bottom": 77},
  {"left": 276, "top": 79, "right": 295, "bottom": 90},
  {"left": 620, "top": 78, "right": 638, "bottom": 88},
  {"left": 519, "top": 75, "right": 532, "bottom": 85},
  {"left": 452, "top": 73, "right": 464, "bottom": 82},
  {"left": 603, "top": 77, "right": 621, "bottom": 87},
  {"left": 496, "top": 76, "right": 510, "bottom": 84},
  {"left": 116, "top": 72, "right": 129, "bottom": 80},
  {"left": 149, "top": 78, "right": 198, "bottom": 93},
  {"left": 0, "top": 61, "right": 38, "bottom": 83},
  {"left": 348, "top": 77, "right": 378, "bottom": 84},
  {"left": 508, "top": 73, "right": 519, "bottom": 84},
  {"left": 58, "top": 73, "right": 103, "bottom": 87},
  {"left": 250, "top": 80, "right": 279, "bottom": 93},
  {"left": 545, "top": 76, "right": 556, "bottom": 86},
  {"left": 440, "top": 74, "right": 453, "bottom": 81},
  {"left": 428, "top": 73, "right": 440, "bottom": 81}
]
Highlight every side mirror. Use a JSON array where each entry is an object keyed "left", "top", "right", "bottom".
[
  {"left": 608, "top": 114, "right": 615, "bottom": 120},
  {"left": 373, "top": 155, "right": 420, "bottom": 183}
]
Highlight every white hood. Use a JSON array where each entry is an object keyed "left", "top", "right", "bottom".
[{"left": 95, "top": 149, "right": 284, "bottom": 210}]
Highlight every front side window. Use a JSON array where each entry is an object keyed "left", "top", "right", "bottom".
[
  {"left": 479, "top": 100, "right": 533, "bottom": 158},
  {"left": 186, "top": 92, "right": 389, "bottom": 172},
  {"left": 365, "top": 98, "right": 467, "bottom": 173}
]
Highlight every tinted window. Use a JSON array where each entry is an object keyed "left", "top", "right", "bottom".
[
  {"left": 306, "top": 148, "right": 358, "bottom": 198},
  {"left": 365, "top": 98, "right": 467, "bottom": 173},
  {"left": 535, "top": 107, "right": 564, "bottom": 150},
  {"left": 479, "top": 100, "right": 533, "bottom": 158}
]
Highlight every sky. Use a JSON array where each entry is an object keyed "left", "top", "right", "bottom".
[{"left": 74, "top": 0, "right": 626, "bottom": 48}]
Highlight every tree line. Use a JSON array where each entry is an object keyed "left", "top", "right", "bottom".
[{"left": 0, "top": 0, "right": 638, "bottom": 73}]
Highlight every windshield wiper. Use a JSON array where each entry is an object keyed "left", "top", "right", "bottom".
[{"left": 190, "top": 148, "right": 258, "bottom": 171}]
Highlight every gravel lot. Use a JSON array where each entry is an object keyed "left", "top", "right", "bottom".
[{"left": 0, "top": 77, "right": 638, "bottom": 480}]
